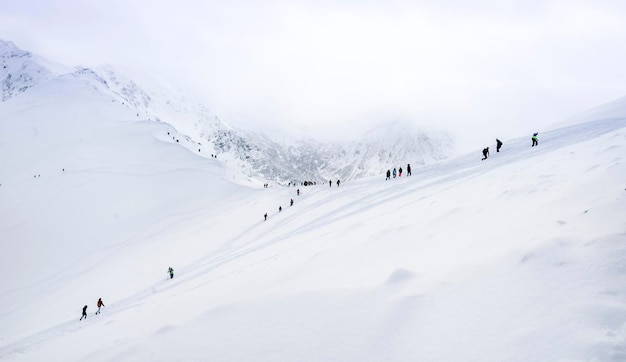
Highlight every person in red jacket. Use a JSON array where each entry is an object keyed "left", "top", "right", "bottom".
[{"left": 96, "top": 298, "right": 105, "bottom": 315}]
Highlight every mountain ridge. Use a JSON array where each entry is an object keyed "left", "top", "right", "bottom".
[{"left": 0, "top": 39, "right": 454, "bottom": 185}]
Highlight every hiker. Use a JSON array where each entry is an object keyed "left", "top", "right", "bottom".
[
  {"left": 336, "top": 179, "right": 340, "bottom": 187},
  {"left": 168, "top": 267, "right": 174, "bottom": 279},
  {"left": 496, "top": 139, "right": 503, "bottom": 152},
  {"left": 96, "top": 298, "right": 105, "bottom": 315},
  {"left": 482, "top": 147, "right": 489, "bottom": 160},
  {"left": 393, "top": 168, "right": 397, "bottom": 178},
  {"left": 297, "top": 189, "right": 300, "bottom": 196},
  {"left": 80, "top": 305, "right": 88, "bottom": 320},
  {"left": 407, "top": 164, "right": 411, "bottom": 176},
  {"left": 531, "top": 132, "right": 539, "bottom": 147},
  {"left": 264, "top": 213, "right": 268, "bottom": 221},
  {"left": 398, "top": 167, "right": 403, "bottom": 177},
  {"left": 329, "top": 179, "right": 332, "bottom": 187},
  {"left": 386, "top": 169, "right": 391, "bottom": 180},
  {"left": 279, "top": 206, "right": 282, "bottom": 212},
  {"left": 290, "top": 198, "right": 294, "bottom": 206}
]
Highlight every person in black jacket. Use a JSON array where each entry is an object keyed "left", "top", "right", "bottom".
[
  {"left": 80, "top": 305, "right": 88, "bottom": 320},
  {"left": 496, "top": 139, "right": 503, "bottom": 152},
  {"left": 482, "top": 147, "right": 489, "bottom": 160}
]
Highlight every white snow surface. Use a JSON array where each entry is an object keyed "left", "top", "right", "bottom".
[{"left": 1, "top": 70, "right": 626, "bottom": 361}]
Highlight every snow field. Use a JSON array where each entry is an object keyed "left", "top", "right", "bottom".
[{"left": 1, "top": 73, "right": 626, "bottom": 360}]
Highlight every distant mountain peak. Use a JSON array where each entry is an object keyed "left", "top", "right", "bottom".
[
  {"left": 0, "top": 38, "right": 29, "bottom": 56},
  {"left": 0, "top": 39, "right": 455, "bottom": 184},
  {"left": 1, "top": 39, "right": 59, "bottom": 101}
]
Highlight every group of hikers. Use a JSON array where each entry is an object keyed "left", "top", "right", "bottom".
[
  {"left": 264, "top": 177, "right": 342, "bottom": 221},
  {"left": 264, "top": 178, "right": 342, "bottom": 221},
  {"left": 386, "top": 164, "right": 411, "bottom": 180},
  {"left": 482, "top": 132, "right": 539, "bottom": 161},
  {"left": 290, "top": 181, "right": 317, "bottom": 186},
  {"left": 80, "top": 267, "right": 175, "bottom": 320},
  {"left": 77, "top": 131, "right": 544, "bottom": 321},
  {"left": 265, "top": 194, "right": 297, "bottom": 221},
  {"left": 79, "top": 298, "right": 105, "bottom": 321},
  {"left": 482, "top": 138, "right": 503, "bottom": 160},
  {"left": 288, "top": 179, "right": 340, "bottom": 188}
]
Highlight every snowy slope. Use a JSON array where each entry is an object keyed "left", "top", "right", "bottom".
[
  {"left": 0, "top": 70, "right": 245, "bottom": 344},
  {"left": 0, "top": 73, "right": 625, "bottom": 362},
  {"left": 561, "top": 95, "right": 626, "bottom": 128}
]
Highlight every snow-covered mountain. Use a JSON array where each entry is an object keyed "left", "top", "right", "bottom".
[
  {"left": 5, "top": 37, "right": 625, "bottom": 360},
  {"left": 1, "top": 64, "right": 625, "bottom": 361},
  {"left": 0, "top": 39, "right": 454, "bottom": 185},
  {"left": 0, "top": 40, "right": 69, "bottom": 101}
]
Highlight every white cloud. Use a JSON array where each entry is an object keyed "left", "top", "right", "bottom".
[{"left": 2, "top": 0, "right": 625, "bottom": 149}]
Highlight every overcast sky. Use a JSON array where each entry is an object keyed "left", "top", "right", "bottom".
[{"left": 2, "top": 0, "right": 626, "bottom": 150}]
